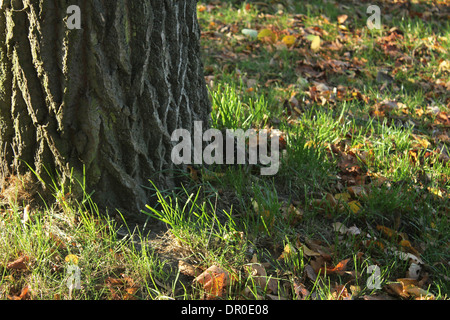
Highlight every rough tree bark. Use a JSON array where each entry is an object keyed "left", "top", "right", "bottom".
[{"left": 0, "top": 0, "right": 211, "bottom": 220}]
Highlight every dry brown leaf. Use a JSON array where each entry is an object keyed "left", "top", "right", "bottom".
[
  {"left": 294, "top": 280, "right": 310, "bottom": 300},
  {"left": 105, "top": 277, "right": 125, "bottom": 287},
  {"left": 376, "top": 225, "right": 398, "bottom": 238},
  {"left": 347, "top": 186, "right": 367, "bottom": 198},
  {"left": 337, "top": 14, "right": 348, "bottom": 24},
  {"left": 310, "top": 256, "right": 325, "bottom": 274},
  {"left": 304, "top": 264, "right": 317, "bottom": 282},
  {"left": 386, "top": 279, "right": 435, "bottom": 300},
  {"left": 331, "top": 284, "right": 351, "bottom": 300},
  {"left": 384, "top": 282, "right": 408, "bottom": 298},
  {"left": 245, "top": 263, "right": 278, "bottom": 294},
  {"left": 7, "top": 286, "right": 30, "bottom": 300},
  {"left": 320, "top": 258, "right": 350, "bottom": 275},
  {"left": 179, "top": 260, "right": 202, "bottom": 277},
  {"left": 194, "top": 265, "right": 231, "bottom": 299},
  {"left": 123, "top": 287, "right": 139, "bottom": 300},
  {"left": 6, "top": 255, "right": 29, "bottom": 270}
]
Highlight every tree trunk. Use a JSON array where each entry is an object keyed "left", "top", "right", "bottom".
[{"left": 0, "top": 0, "right": 211, "bottom": 221}]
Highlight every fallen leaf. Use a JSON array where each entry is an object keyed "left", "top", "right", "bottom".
[
  {"left": 347, "top": 186, "right": 367, "bottom": 198},
  {"left": 7, "top": 286, "right": 29, "bottom": 300},
  {"left": 304, "top": 264, "right": 317, "bottom": 282},
  {"left": 404, "top": 284, "right": 434, "bottom": 299},
  {"left": 65, "top": 254, "right": 79, "bottom": 265},
  {"left": 348, "top": 200, "right": 362, "bottom": 214},
  {"left": 258, "top": 28, "right": 276, "bottom": 43},
  {"left": 320, "top": 258, "right": 350, "bottom": 275},
  {"left": 308, "top": 35, "right": 321, "bottom": 52},
  {"left": 179, "top": 261, "right": 202, "bottom": 277},
  {"left": 334, "top": 192, "right": 351, "bottom": 202},
  {"left": 106, "top": 277, "right": 125, "bottom": 286},
  {"left": 281, "top": 204, "right": 303, "bottom": 225},
  {"left": 337, "top": 14, "right": 348, "bottom": 24},
  {"left": 301, "top": 244, "right": 321, "bottom": 257},
  {"left": 332, "top": 222, "right": 348, "bottom": 234},
  {"left": 6, "top": 255, "right": 29, "bottom": 270},
  {"left": 331, "top": 284, "right": 350, "bottom": 300},
  {"left": 123, "top": 287, "right": 138, "bottom": 300},
  {"left": 376, "top": 225, "right": 397, "bottom": 238},
  {"left": 385, "top": 282, "right": 408, "bottom": 298},
  {"left": 399, "top": 240, "right": 421, "bottom": 256},
  {"left": 194, "top": 265, "right": 231, "bottom": 299},
  {"left": 294, "top": 280, "right": 309, "bottom": 300},
  {"left": 407, "top": 263, "right": 421, "bottom": 280},
  {"left": 245, "top": 263, "right": 278, "bottom": 294},
  {"left": 282, "top": 35, "right": 296, "bottom": 47},
  {"left": 391, "top": 250, "right": 424, "bottom": 264},
  {"left": 241, "top": 28, "right": 258, "bottom": 39}
]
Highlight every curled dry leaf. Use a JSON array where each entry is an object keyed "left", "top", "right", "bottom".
[
  {"left": 194, "top": 265, "right": 232, "bottom": 299},
  {"left": 391, "top": 250, "right": 423, "bottom": 265},
  {"left": 385, "top": 279, "right": 435, "bottom": 300},
  {"left": 320, "top": 258, "right": 350, "bottom": 275},
  {"left": 407, "top": 263, "right": 421, "bottom": 280},
  {"left": 331, "top": 284, "right": 351, "bottom": 300},
  {"left": 7, "top": 286, "right": 30, "bottom": 300},
  {"left": 304, "top": 264, "right": 317, "bottom": 282},
  {"left": 179, "top": 260, "right": 202, "bottom": 277},
  {"left": 6, "top": 255, "right": 29, "bottom": 270},
  {"left": 245, "top": 263, "right": 278, "bottom": 294},
  {"left": 294, "top": 280, "right": 310, "bottom": 300},
  {"left": 332, "top": 222, "right": 361, "bottom": 235}
]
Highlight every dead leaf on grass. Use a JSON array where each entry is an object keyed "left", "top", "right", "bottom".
[
  {"left": 194, "top": 265, "right": 233, "bottom": 299},
  {"left": 320, "top": 258, "right": 351, "bottom": 275},
  {"left": 6, "top": 255, "right": 29, "bottom": 270},
  {"left": 7, "top": 286, "right": 30, "bottom": 300},
  {"left": 244, "top": 263, "right": 278, "bottom": 294},
  {"left": 179, "top": 260, "right": 202, "bottom": 277}
]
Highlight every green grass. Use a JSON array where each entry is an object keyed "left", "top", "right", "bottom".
[{"left": 1, "top": 0, "right": 449, "bottom": 300}]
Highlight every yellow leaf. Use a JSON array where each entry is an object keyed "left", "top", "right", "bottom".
[
  {"left": 403, "top": 284, "right": 434, "bottom": 299},
  {"left": 258, "top": 29, "right": 276, "bottom": 42},
  {"left": 411, "top": 134, "right": 430, "bottom": 149},
  {"left": 301, "top": 244, "right": 321, "bottom": 257},
  {"left": 376, "top": 225, "right": 396, "bottom": 238},
  {"left": 282, "top": 35, "right": 296, "bottom": 47},
  {"left": 334, "top": 192, "right": 351, "bottom": 202},
  {"left": 427, "top": 187, "right": 443, "bottom": 199},
  {"left": 348, "top": 200, "right": 362, "bottom": 214},
  {"left": 278, "top": 243, "right": 295, "bottom": 260},
  {"left": 65, "top": 254, "right": 79, "bottom": 265},
  {"left": 310, "top": 35, "right": 321, "bottom": 52}
]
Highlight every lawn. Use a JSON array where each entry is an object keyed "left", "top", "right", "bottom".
[{"left": 0, "top": 0, "right": 449, "bottom": 300}]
